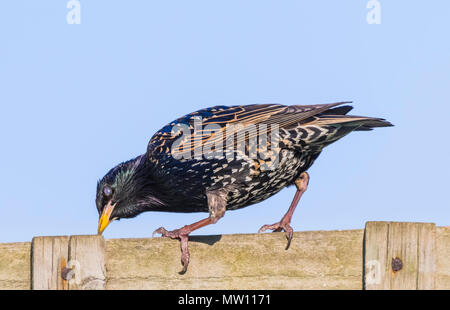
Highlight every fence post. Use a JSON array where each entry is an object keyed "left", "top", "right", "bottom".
[
  {"left": 68, "top": 235, "right": 106, "bottom": 290},
  {"left": 31, "top": 236, "right": 69, "bottom": 290},
  {"left": 364, "top": 221, "right": 436, "bottom": 290},
  {"left": 31, "top": 235, "right": 105, "bottom": 290}
]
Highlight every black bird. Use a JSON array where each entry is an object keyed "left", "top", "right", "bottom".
[{"left": 96, "top": 102, "right": 392, "bottom": 273}]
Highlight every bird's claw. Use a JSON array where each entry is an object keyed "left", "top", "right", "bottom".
[
  {"left": 152, "top": 227, "right": 169, "bottom": 238},
  {"left": 152, "top": 226, "right": 191, "bottom": 274},
  {"left": 258, "top": 221, "right": 294, "bottom": 250},
  {"left": 178, "top": 234, "right": 190, "bottom": 275}
]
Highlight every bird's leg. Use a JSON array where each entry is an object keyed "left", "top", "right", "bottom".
[
  {"left": 152, "top": 217, "right": 213, "bottom": 274},
  {"left": 258, "top": 171, "right": 309, "bottom": 250},
  {"left": 152, "top": 188, "right": 227, "bottom": 274}
]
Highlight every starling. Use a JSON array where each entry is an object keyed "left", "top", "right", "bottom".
[{"left": 96, "top": 102, "right": 392, "bottom": 273}]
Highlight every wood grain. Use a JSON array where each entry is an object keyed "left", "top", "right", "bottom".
[
  {"left": 436, "top": 226, "right": 450, "bottom": 289},
  {"left": 31, "top": 236, "right": 69, "bottom": 290},
  {"left": 364, "top": 222, "right": 436, "bottom": 290},
  {"left": 363, "top": 221, "right": 389, "bottom": 289},
  {"left": 68, "top": 235, "right": 106, "bottom": 290},
  {"left": 1, "top": 224, "right": 448, "bottom": 290},
  {"left": 105, "top": 230, "right": 364, "bottom": 290},
  {"left": 0, "top": 242, "right": 30, "bottom": 289}
]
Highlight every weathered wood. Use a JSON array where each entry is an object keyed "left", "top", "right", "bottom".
[
  {"left": 364, "top": 222, "right": 436, "bottom": 290},
  {"left": 436, "top": 226, "right": 450, "bottom": 289},
  {"left": 68, "top": 235, "right": 106, "bottom": 290},
  {"left": 1, "top": 224, "right": 449, "bottom": 290},
  {"left": 29, "top": 235, "right": 106, "bottom": 290},
  {"left": 363, "top": 221, "right": 389, "bottom": 289},
  {"left": 0, "top": 242, "right": 30, "bottom": 290},
  {"left": 417, "top": 223, "right": 437, "bottom": 289},
  {"left": 105, "top": 230, "right": 364, "bottom": 290},
  {"left": 31, "top": 236, "right": 69, "bottom": 290}
]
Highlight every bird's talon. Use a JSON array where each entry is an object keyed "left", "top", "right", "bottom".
[
  {"left": 152, "top": 229, "right": 159, "bottom": 238},
  {"left": 179, "top": 256, "right": 189, "bottom": 274},
  {"left": 258, "top": 221, "right": 293, "bottom": 249},
  {"left": 152, "top": 227, "right": 166, "bottom": 238},
  {"left": 154, "top": 227, "right": 191, "bottom": 273},
  {"left": 257, "top": 226, "right": 266, "bottom": 234},
  {"left": 179, "top": 235, "right": 190, "bottom": 274},
  {"left": 179, "top": 266, "right": 187, "bottom": 275},
  {"left": 285, "top": 230, "right": 294, "bottom": 250}
]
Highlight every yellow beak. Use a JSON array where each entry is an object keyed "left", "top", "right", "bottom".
[{"left": 97, "top": 201, "right": 115, "bottom": 235}]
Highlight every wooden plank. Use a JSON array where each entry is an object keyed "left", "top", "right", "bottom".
[
  {"left": 0, "top": 242, "right": 31, "bottom": 290},
  {"left": 364, "top": 221, "right": 436, "bottom": 290},
  {"left": 388, "top": 222, "right": 419, "bottom": 289},
  {"left": 105, "top": 230, "right": 365, "bottom": 290},
  {"left": 68, "top": 235, "right": 106, "bottom": 290},
  {"left": 417, "top": 223, "right": 436, "bottom": 289},
  {"left": 436, "top": 226, "right": 450, "bottom": 289},
  {"left": 363, "top": 222, "right": 389, "bottom": 289},
  {"left": 31, "top": 236, "right": 69, "bottom": 290},
  {"left": 2, "top": 225, "right": 448, "bottom": 290}
]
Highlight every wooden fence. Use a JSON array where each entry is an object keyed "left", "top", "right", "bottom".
[{"left": 0, "top": 221, "right": 449, "bottom": 290}]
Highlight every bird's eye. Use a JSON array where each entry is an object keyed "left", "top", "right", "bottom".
[{"left": 103, "top": 186, "right": 112, "bottom": 197}]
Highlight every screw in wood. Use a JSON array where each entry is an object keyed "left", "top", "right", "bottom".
[
  {"left": 61, "top": 267, "right": 75, "bottom": 281},
  {"left": 391, "top": 257, "right": 403, "bottom": 272}
]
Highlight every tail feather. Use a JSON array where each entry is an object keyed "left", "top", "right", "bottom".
[
  {"left": 315, "top": 104, "right": 393, "bottom": 130},
  {"left": 282, "top": 102, "right": 393, "bottom": 150},
  {"left": 353, "top": 118, "right": 393, "bottom": 131},
  {"left": 320, "top": 105, "right": 353, "bottom": 116}
]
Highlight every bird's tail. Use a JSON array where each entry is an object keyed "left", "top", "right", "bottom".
[{"left": 316, "top": 104, "right": 394, "bottom": 131}]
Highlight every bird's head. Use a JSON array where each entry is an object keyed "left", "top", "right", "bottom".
[{"left": 96, "top": 154, "right": 164, "bottom": 234}]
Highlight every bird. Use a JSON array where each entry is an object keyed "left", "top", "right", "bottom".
[{"left": 96, "top": 102, "right": 392, "bottom": 273}]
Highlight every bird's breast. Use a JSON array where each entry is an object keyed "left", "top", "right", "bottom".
[{"left": 152, "top": 148, "right": 316, "bottom": 212}]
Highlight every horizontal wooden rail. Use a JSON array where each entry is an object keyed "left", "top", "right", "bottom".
[{"left": 0, "top": 222, "right": 449, "bottom": 289}]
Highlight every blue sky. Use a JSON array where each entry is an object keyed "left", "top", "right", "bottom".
[{"left": 0, "top": 1, "right": 449, "bottom": 243}]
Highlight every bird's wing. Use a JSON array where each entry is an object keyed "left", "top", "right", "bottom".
[{"left": 146, "top": 102, "right": 352, "bottom": 158}]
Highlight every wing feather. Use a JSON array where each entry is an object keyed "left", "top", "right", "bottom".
[{"left": 147, "top": 102, "right": 353, "bottom": 158}]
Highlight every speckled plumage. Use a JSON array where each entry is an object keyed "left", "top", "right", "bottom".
[
  {"left": 96, "top": 102, "right": 392, "bottom": 273},
  {"left": 137, "top": 102, "right": 391, "bottom": 214}
]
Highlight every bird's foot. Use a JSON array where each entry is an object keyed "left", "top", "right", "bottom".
[
  {"left": 152, "top": 226, "right": 190, "bottom": 274},
  {"left": 258, "top": 219, "right": 294, "bottom": 250}
]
